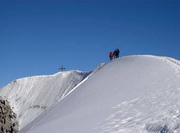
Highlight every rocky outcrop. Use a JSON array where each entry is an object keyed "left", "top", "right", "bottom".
[{"left": 0, "top": 99, "right": 19, "bottom": 133}]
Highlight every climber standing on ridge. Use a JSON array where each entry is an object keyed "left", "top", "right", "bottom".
[
  {"left": 116, "top": 48, "right": 120, "bottom": 58},
  {"left": 109, "top": 52, "right": 114, "bottom": 60},
  {"left": 113, "top": 48, "right": 120, "bottom": 58},
  {"left": 113, "top": 50, "right": 117, "bottom": 59}
]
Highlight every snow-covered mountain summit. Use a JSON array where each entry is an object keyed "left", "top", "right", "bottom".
[
  {"left": 0, "top": 70, "right": 90, "bottom": 129},
  {"left": 19, "top": 55, "right": 180, "bottom": 133},
  {"left": 1, "top": 55, "right": 180, "bottom": 133}
]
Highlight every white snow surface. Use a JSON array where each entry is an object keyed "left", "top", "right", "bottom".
[
  {"left": 0, "top": 70, "right": 89, "bottom": 129},
  {"left": 1, "top": 55, "right": 180, "bottom": 133}
]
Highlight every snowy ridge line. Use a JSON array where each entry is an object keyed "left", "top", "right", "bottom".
[
  {"left": 127, "top": 55, "right": 180, "bottom": 71},
  {"left": 21, "top": 64, "right": 107, "bottom": 131},
  {"left": 57, "top": 63, "right": 107, "bottom": 103},
  {"left": 0, "top": 70, "right": 90, "bottom": 129},
  {"left": 18, "top": 71, "right": 93, "bottom": 133},
  {"left": 165, "top": 57, "right": 180, "bottom": 68},
  {"left": 8, "top": 73, "right": 59, "bottom": 84},
  {"left": 7, "top": 70, "right": 85, "bottom": 86},
  {"left": 57, "top": 75, "right": 89, "bottom": 103},
  {"left": 164, "top": 57, "right": 180, "bottom": 78}
]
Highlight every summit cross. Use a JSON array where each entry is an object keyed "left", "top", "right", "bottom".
[{"left": 59, "top": 65, "right": 66, "bottom": 71}]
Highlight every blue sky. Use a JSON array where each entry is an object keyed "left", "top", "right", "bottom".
[{"left": 0, "top": 0, "right": 180, "bottom": 88}]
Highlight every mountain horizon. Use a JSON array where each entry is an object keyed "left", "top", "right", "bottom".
[{"left": 0, "top": 55, "right": 180, "bottom": 133}]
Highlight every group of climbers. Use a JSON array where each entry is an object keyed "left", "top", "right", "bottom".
[{"left": 109, "top": 48, "right": 120, "bottom": 60}]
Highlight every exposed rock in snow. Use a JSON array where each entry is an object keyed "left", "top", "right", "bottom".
[{"left": 0, "top": 99, "right": 19, "bottom": 133}]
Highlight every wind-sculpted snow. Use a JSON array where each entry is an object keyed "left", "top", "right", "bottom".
[
  {"left": 9, "top": 55, "right": 180, "bottom": 133},
  {"left": 0, "top": 70, "right": 90, "bottom": 129},
  {"left": 95, "top": 87, "right": 180, "bottom": 132}
]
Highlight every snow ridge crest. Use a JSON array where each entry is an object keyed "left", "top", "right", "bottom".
[{"left": 0, "top": 70, "right": 90, "bottom": 129}]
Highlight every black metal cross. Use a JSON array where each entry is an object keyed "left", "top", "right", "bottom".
[{"left": 59, "top": 65, "right": 66, "bottom": 71}]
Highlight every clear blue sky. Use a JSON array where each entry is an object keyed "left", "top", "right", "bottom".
[{"left": 1, "top": 0, "right": 180, "bottom": 88}]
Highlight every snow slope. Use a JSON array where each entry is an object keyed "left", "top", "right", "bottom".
[
  {"left": 19, "top": 55, "right": 180, "bottom": 133},
  {"left": 0, "top": 70, "right": 89, "bottom": 129}
]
